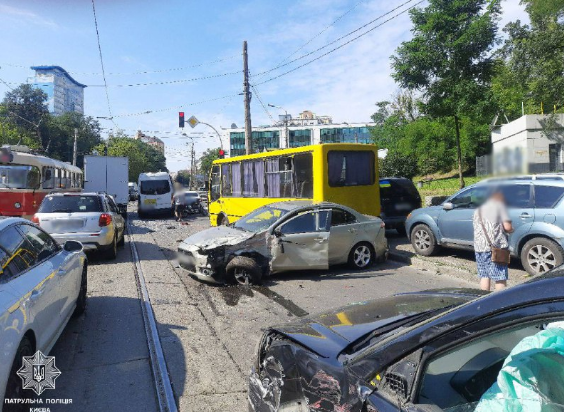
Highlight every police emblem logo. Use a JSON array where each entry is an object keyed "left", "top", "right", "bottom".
[{"left": 17, "top": 351, "right": 61, "bottom": 395}]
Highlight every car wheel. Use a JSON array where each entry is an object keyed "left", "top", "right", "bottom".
[
  {"left": 226, "top": 256, "right": 262, "bottom": 286},
  {"left": 521, "top": 238, "right": 564, "bottom": 275},
  {"left": 105, "top": 236, "right": 118, "bottom": 260},
  {"left": 348, "top": 242, "right": 374, "bottom": 269},
  {"left": 4, "top": 336, "right": 34, "bottom": 409},
  {"left": 73, "top": 266, "right": 88, "bottom": 317},
  {"left": 396, "top": 226, "right": 407, "bottom": 236},
  {"left": 218, "top": 214, "right": 229, "bottom": 226},
  {"left": 411, "top": 224, "right": 438, "bottom": 256},
  {"left": 117, "top": 230, "right": 125, "bottom": 247}
]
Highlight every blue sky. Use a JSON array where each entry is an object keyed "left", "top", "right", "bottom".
[{"left": 0, "top": 0, "right": 527, "bottom": 172}]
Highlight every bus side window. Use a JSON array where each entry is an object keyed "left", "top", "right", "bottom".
[
  {"left": 328, "top": 151, "right": 375, "bottom": 187},
  {"left": 42, "top": 167, "right": 54, "bottom": 189},
  {"left": 210, "top": 166, "right": 221, "bottom": 202},
  {"left": 280, "top": 157, "right": 293, "bottom": 198},
  {"left": 294, "top": 153, "right": 313, "bottom": 198},
  {"left": 221, "top": 164, "right": 232, "bottom": 197},
  {"left": 231, "top": 162, "right": 242, "bottom": 197}
]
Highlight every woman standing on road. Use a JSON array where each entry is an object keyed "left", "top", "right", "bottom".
[{"left": 473, "top": 190, "right": 514, "bottom": 291}]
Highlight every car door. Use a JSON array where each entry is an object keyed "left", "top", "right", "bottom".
[
  {"left": 270, "top": 210, "right": 330, "bottom": 272},
  {"left": 437, "top": 186, "right": 490, "bottom": 245},
  {"left": 365, "top": 300, "right": 564, "bottom": 412},
  {"left": 328, "top": 208, "right": 360, "bottom": 265},
  {"left": 0, "top": 224, "right": 62, "bottom": 352},
  {"left": 107, "top": 196, "right": 125, "bottom": 239},
  {"left": 17, "top": 223, "right": 79, "bottom": 321},
  {"left": 497, "top": 183, "right": 534, "bottom": 250}
]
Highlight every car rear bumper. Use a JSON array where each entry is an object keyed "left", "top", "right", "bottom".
[{"left": 51, "top": 227, "right": 114, "bottom": 250}]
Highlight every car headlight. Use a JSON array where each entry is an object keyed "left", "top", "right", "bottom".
[{"left": 14, "top": 202, "right": 21, "bottom": 209}]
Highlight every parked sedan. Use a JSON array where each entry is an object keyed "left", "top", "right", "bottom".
[
  {"left": 178, "top": 201, "right": 388, "bottom": 285},
  {"left": 33, "top": 192, "right": 126, "bottom": 260},
  {"left": 249, "top": 272, "right": 564, "bottom": 411},
  {"left": 406, "top": 178, "right": 564, "bottom": 275},
  {"left": 0, "top": 218, "right": 87, "bottom": 405}
]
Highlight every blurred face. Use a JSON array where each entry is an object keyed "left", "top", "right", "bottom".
[{"left": 491, "top": 191, "right": 505, "bottom": 203}]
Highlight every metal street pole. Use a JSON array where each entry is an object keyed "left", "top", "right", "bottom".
[
  {"left": 268, "top": 104, "right": 289, "bottom": 148},
  {"left": 243, "top": 41, "right": 252, "bottom": 154},
  {"left": 198, "top": 121, "right": 223, "bottom": 149},
  {"left": 73, "top": 128, "right": 78, "bottom": 166}
]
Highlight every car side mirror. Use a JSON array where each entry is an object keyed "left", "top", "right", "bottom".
[
  {"left": 443, "top": 202, "right": 454, "bottom": 211},
  {"left": 63, "top": 240, "right": 83, "bottom": 252},
  {"left": 273, "top": 227, "right": 283, "bottom": 237}
]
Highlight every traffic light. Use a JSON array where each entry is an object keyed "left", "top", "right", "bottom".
[
  {"left": 179, "top": 112, "right": 185, "bottom": 128},
  {"left": 218, "top": 149, "right": 225, "bottom": 159},
  {"left": 0, "top": 146, "right": 13, "bottom": 164}
]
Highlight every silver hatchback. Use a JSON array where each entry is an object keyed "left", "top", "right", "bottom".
[{"left": 33, "top": 192, "right": 126, "bottom": 259}]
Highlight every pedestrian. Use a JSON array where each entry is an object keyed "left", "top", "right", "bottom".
[
  {"left": 172, "top": 192, "right": 185, "bottom": 222},
  {"left": 473, "top": 190, "right": 514, "bottom": 291}
]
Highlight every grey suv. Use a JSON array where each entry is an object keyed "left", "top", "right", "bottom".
[{"left": 405, "top": 178, "right": 564, "bottom": 275}]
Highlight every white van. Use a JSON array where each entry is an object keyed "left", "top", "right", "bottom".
[{"left": 138, "top": 172, "right": 173, "bottom": 218}]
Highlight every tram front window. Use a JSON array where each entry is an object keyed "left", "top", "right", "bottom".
[{"left": 0, "top": 165, "right": 40, "bottom": 189}]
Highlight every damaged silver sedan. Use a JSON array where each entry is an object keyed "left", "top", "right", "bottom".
[{"left": 177, "top": 201, "right": 388, "bottom": 285}]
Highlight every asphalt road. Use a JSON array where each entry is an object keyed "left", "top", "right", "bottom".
[{"left": 43, "top": 208, "right": 476, "bottom": 412}]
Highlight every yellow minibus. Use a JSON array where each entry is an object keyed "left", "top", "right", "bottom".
[{"left": 208, "top": 143, "right": 380, "bottom": 226}]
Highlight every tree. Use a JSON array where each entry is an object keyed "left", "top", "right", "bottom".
[
  {"left": 94, "top": 133, "right": 167, "bottom": 182},
  {"left": 198, "top": 148, "right": 220, "bottom": 179},
  {"left": 379, "top": 151, "right": 418, "bottom": 180},
  {"left": 175, "top": 170, "right": 191, "bottom": 186},
  {"left": 392, "top": 0, "right": 501, "bottom": 188},
  {"left": 42, "top": 112, "right": 103, "bottom": 167},
  {"left": 1, "top": 84, "right": 50, "bottom": 148}
]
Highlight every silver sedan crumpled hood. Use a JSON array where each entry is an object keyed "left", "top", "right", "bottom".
[{"left": 179, "top": 226, "right": 255, "bottom": 250}]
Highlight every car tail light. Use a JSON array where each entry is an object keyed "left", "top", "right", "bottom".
[
  {"left": 32, "top": 215, "right": 40, "bottom": 224},
  {"left": 99, "top": 213, "right": 112, "bottom": 227},
  {"left": 380, "top": 221, "right": 386, "bottom": 228}
]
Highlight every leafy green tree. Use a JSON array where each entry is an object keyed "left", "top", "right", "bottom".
[
  {"left": 198, "top": 148, "right": 220, "bottom": 180},
  {"left": 1, "top": 84, "right": 50, "bottom": 148},
  {"left": 392, "top": 0, "right": 501, "bottom": 188},
  {"left": 175, "top": 170, "right": 191, "bottom": 186},
  {"left": 495, "top": 3, "right": 564, "bottom": 116},
  {"left": 94, "top": 133, "right": 167, "bottom": 182},
  {"left": 379, "top": 151, "right": 418, "bottom": 180}
]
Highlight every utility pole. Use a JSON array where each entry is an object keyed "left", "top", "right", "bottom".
[
  {"left": 191, "top": 142, "right": 195, "bottom": 190},
  {"left": 73, "top": 128, "right": 78, "bottom": 166},
  {"left": 243, "top": 41, "right": 252, "bottom": 154}
]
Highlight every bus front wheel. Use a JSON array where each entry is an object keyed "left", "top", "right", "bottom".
[{"left": 218, "top": 214, "right": 229, "bottom": 226}]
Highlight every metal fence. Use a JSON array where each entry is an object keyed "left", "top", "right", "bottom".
[{"left": 476, "top": 155, "right": 492, "bottom": 176}]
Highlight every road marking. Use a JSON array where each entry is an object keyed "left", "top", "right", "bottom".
[{"left": 126, "top": 221, "right": 178, "bottom": 412}]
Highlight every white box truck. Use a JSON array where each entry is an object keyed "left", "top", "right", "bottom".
[{"left": 84, "top": 155, "right": 129, "bottom": 217}]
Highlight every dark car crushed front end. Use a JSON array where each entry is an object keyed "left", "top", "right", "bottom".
[{"left": 248, "top": 291, "right": 480, "bottom": 411}]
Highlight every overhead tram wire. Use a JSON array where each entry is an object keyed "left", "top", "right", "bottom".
[
  {"left": 254, "top": 1, "right": 424, "bottom": 86},
  {"left": 0, "top": 55, "right": 241, "bottom": 77},
  {"left": 249, "top": 81, "right": 275, "bottom": 125},
  {"left": 91, "top": 0, "right": 117, "bottom": 128},
  {"left": 86, "top": 70, "right": 241, "bottom": 88},
  {"left": 253, "top": 0, "right": 419, "bottom": 79},
  {"left": 275, "top": 0, "right": 366, "bottom": 66}
]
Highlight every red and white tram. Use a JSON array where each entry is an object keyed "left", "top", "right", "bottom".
[{"left": 0, "top": 146, "right": 83, "bottom": 219}]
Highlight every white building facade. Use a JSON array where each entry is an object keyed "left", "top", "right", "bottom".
[
  {"left": 30, "top": 66, "right": 86, "bottom": 115},
  {"left": 491, "top": 114, "right": 564, "bottom": 175}
]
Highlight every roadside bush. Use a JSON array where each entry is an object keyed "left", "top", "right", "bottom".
[{"left": 379, "top": 151, "right": 418, "bottom": 179}]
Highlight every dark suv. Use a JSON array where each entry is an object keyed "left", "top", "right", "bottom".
[{"left": 379, "top": 177, "right": 422, "bottom": 235}]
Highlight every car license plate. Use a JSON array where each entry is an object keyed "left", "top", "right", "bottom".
[
  {"left": 144, "top": 199, "right": 157, "bottom": 205},
  {"left": 396, "top": 203, "right": 412, "bottom": 211}
]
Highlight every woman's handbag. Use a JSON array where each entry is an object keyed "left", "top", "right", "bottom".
[{"left": 479, "top": 209, "right": 510, "bottom": 266}]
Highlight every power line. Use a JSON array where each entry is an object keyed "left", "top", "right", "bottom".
[
  {"left": 97, "top": 93, "right": 239, "bottom": 119},
  {"left": 91, "top": 0, "right": 116, "bottom": 127},
  {"left": 249, "top": 81, "right": 275, "bottom": 124},
  {"left": 87, "top": 70, "right": 241, "bottom": 87},
  {"left": 254, "top": 1, "right": 423, "bottom": 86},
  {"left": 276, "top": 0, "right": 366, "bottom": 66},
  {"left": 0, "top": 54, "right": 240, "bottom": 77},
  {"left": 253, "top": 0, "right": 419, "bottom": 79}
]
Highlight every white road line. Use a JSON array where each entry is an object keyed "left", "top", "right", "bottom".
[{"left": 126, "top": 222, "right": 178, "bottom": 412}]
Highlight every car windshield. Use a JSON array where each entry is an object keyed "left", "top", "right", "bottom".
[
  {"left": 233, "top": 206, "right": 289, "bottom": 233},
  {"left": 39, "top": 195, "right": 103, "bottom": 213},
  {"left": 140, "top": 180, "right": 170, "bottom": 195}
]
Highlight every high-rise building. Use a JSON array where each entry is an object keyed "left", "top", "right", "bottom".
[{"left": 29, "top": 66, "right": 86, "bottom": 115}]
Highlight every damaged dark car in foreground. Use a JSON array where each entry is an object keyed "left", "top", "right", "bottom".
[
  {"left": 177, "top": 201, "right": 387, "bottom": 285},
  {"left": 249, "top": 272, "right": 564, "bottom": 411}
]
